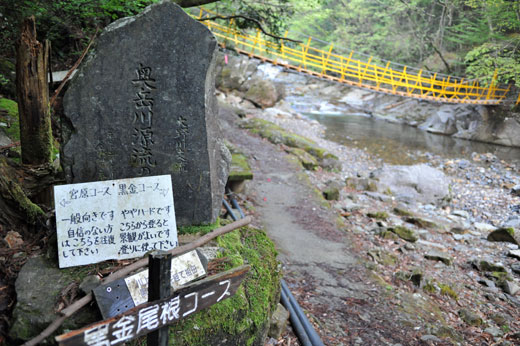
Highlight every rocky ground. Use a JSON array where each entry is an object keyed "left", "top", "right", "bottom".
[{"left": 217, "top": 72, "right": 520, "bottom": 345}]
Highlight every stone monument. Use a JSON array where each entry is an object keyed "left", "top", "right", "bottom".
[{"left": 62, "top": 1, "right": 230, "bottom": 226}]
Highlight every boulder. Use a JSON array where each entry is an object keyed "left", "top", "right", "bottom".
[
  {"left": 389, "top": 226, "right": 418, "bottom": 242},
  {"left": 244, "top": 77, "right": 283, "bottom": 108},
  {"left": 487, "top": 228, "right": 519, "bottom": 245},
  {"left": 474, "top": 222, "right": 497, "bottom": 233},
  {"left": 418, "top": 104, "right": 481, "bottom": 136},
  {"left": 458, "top": 309, "right": 483, "bottom": 327},
  {"left": 268, "top": 303, "right": 290, "bottom": 339},
  {"left": 215, "top": 54, "right": 259, "bottom": 91},
  {"left": 9, "top": 256, "right": 98, "bottom": 342},
  {"left": 471, "top": 116, "right": 520, "bottom": 147},
  {"left": 370, "top": 164, "right": 450, "bottom": 204},
  {"left": 509, "top": 250, "right": 520, "bottom": 260},
  {"left": 287, "top": 147, "right": 318, "bottom": 170},
  {"left": 322, "top": 180, "right": 343, "bottom": 201},
  {"left": 424, "top": 250, "right": 453, "bottom": 266},
  {"left": 346, "top": 177, "right": 378, "bottom": 192}
]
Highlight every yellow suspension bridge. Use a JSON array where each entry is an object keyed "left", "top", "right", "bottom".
[{"left": 195, "top": 8, "right": 520, "bottom": 106}]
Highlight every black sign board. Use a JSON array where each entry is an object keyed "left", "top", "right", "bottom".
[
  {"left": 56, "top": 265, "right": 250, "bottom": 346},
  {"left": 93, "top": 250, "right": 207, "bottom": 319}
]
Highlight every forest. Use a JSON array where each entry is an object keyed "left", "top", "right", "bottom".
[{"left": 1, "top": 0, "right": 519, "bottom": 97}]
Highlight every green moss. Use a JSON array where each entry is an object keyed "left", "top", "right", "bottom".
[
  {"left": 458, "top": 309, "right": 483, "bottom": 327},
  {"left": 479, "top": 260, "right": 506, "bottom": 272},
  {"left": 433, "top": 326, "right": 464, "bottom": 343},
  {"left": 322, "top": 186, "right": 339, "bottom": 201},
  {"left": 229, "top": 153, "right": 253, "bottom": 181},
  {"left": 378, "top": 230, "right": 399, "bottom": 240},
  {"left": 367, "top": 211, "right": 389, "bottom": 220},
  {"left": 367, "top": 249, "right": 398, "bottom": 266},
  {"left": 0, "top": 98, "right": 20, "bottom": 141},
  {"left": 389, "top": 226, "right": 418, "bottom": 242},
  {"left": 178, "top": 218, "right": 221, "bottom": 236},
  {"left": 167, "top": 226, "right": 281, "bottom": 345},
  {"left": 287, "top": 147, "right": 318, "bottom": 170},
  {"left": 240, "top": 118, "right": 327, "bottom": 159},
  {"left": 404, "top": 216, "right": 438, "bottom": 229},
  {"left": 505, "top": 227, "right": 515, "bottom": 236},
  {"left": 7, "top": 174, "right": 45, "bottom": 224},
  {"left": 393, "top": 207, "right": 414, "bottom": 217},
  {"left": 423, "top": 280, "right": 437, "bottom": 293},
  {"left": 438, "top": 283, "right": 458, "bottom": 300},
  {"left": 295, "top": 171, "right": 329, "bottom": 208}
]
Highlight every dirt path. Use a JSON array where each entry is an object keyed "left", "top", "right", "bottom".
[{"left": 219, "top": 103, "right": 432, "bottom": 345}]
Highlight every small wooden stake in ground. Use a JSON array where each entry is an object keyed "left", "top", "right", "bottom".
[
  {"left": 147, "top": 251, "right": 172, "bottom": 346},
  {"left": 16, "top": 16, "right": 53, "bottom": 165}
]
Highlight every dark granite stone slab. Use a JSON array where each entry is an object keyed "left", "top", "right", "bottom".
[{"left": 62, "top": 1, "right": 230, "bottom": 225}]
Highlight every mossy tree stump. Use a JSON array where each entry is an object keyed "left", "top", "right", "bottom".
[{"left": 16, "top": 16, "right": 53, "bottom": 165}]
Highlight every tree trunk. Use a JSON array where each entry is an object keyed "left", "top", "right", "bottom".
[{"left": 16, "top": 16, "right": 53, "bottom": 165}]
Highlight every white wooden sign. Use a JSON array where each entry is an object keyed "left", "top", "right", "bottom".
[
  {"left": 125, "top": 250, "right": 206, "bottom": 306},
  {"left": 54, "top": 175, "right": 178, "bottom": 268}
]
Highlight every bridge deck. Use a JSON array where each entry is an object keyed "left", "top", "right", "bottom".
[{"left": 196, "top": 8, "right": 513, "bottom": 106}]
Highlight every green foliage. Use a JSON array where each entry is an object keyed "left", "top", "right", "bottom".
[
  {"left": 0, "top": 98, "right": 20, "bottom": 141},
  {"left": 288, "top": 0, "right": 520, "bottom": 84},
  {"left": 205, "top": 0, "right": 320, "bottom": 37},
  {"left": 465, "top": 37, "right": 520, "bottom": 85},
  {"left": 0, "top": 0, "right": 161, "bottom": 66}
]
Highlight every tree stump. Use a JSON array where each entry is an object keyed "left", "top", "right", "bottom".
[{"left": 16, "top": 16, "right": 52, "bottom": 165}]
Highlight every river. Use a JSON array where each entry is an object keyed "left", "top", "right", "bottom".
[{"left": 305, "top": 112, "right": 520, "bottom": 166}]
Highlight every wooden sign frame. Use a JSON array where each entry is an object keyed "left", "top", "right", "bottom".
[{"left": 56, "top": 265, "right": 250, "bottom": 346}]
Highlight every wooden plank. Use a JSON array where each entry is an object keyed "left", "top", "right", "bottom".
[{"left": 56, "top": 265, "right": 250, "bottom": 346}]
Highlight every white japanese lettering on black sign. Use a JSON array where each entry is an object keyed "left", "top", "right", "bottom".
[
  {"left": 125, "top": 250, "right": 206, "bottom": 306},
  {"left": 56, "top": 265, "right": 250, "bottom": 346},
  {"left": 54, "top": 175, "right": 178, "bottom": 268}
]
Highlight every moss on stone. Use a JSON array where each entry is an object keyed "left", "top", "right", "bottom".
[
  {"left": 438, "top": 283, "right": 458, "bottom": 300},
  {"left": 178, "top": 218, "right": 221, "bottom": 236},
  {"left": 0, "top": 97, "right": 20, "bottom": 141},
  {"left": 423, "top": 280, "right": 437, "bottom": 294},
  {"left": 478, "top": 260, "right": 506, "bottom": 272},
  {"left": 287, "top": 147, "right": 318, "bottom": 170},
  {"left": 367, "top": 249, "right": 398, "bottom": 266},
  {"left": 229, "top": 153, "right": 253, "bottom": 181},
  {"left": 404, "top": 216, "right": 438, "bottom": 229},
  {"left": 167, "top": 226, "right": 281, "bottom": 345},
  {"left": 295, "top": 171, "right": 330, "bottom": 208},
  {"left": 240, "top": 118, "right": 327, "bottom": 159},
  {"left": 367, "top": 211, "right": 389, "bottom": 220},
  {"left": 378, "top": 230, "right": 399, "bottom": 240},
  {"left": 458, "top": 308, "right": 483, "bottom": 327},
  {"left": 389, "top": 226, "right": 418, "bottom": 242},
  {"left": 433, "top": 326, "right": 464, "bottom": 343},
  {"left": 393, "top": 207, "right": 414, "bottom": 217}
]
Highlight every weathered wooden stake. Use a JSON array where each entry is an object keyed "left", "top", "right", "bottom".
[
  {"left": 148, "top": 251, "right": 172, "bottom": 346},
  {"left": 16, "top": 16, "right": 53, "bottom": 165}
]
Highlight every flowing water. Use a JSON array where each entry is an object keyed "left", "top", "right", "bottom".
[{"left": 305, "top": 112, "right": 520, "bottom": 166}]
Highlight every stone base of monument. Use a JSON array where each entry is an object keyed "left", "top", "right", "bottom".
[{"left": 8, "top": 226, "right": 280, "bottom": 345}]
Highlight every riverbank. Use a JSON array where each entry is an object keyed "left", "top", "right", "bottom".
[
  {"left": 218, "top": 77, "right": 520, "bottom": 344},
  {"left": 216, "top": 52, "right": 520, "bottom": 150}
]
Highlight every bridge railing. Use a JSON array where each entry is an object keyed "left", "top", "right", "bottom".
[{"left": 195, "top": 9, "right": 511, "bottom": 105}]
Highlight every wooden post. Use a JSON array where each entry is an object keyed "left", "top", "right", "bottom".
[
  {"left": 147, "top": 251, "right": 172, "bottom": 346},
  {"left": 16, "top": 16, "right": 53, "bottom": 165}
]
